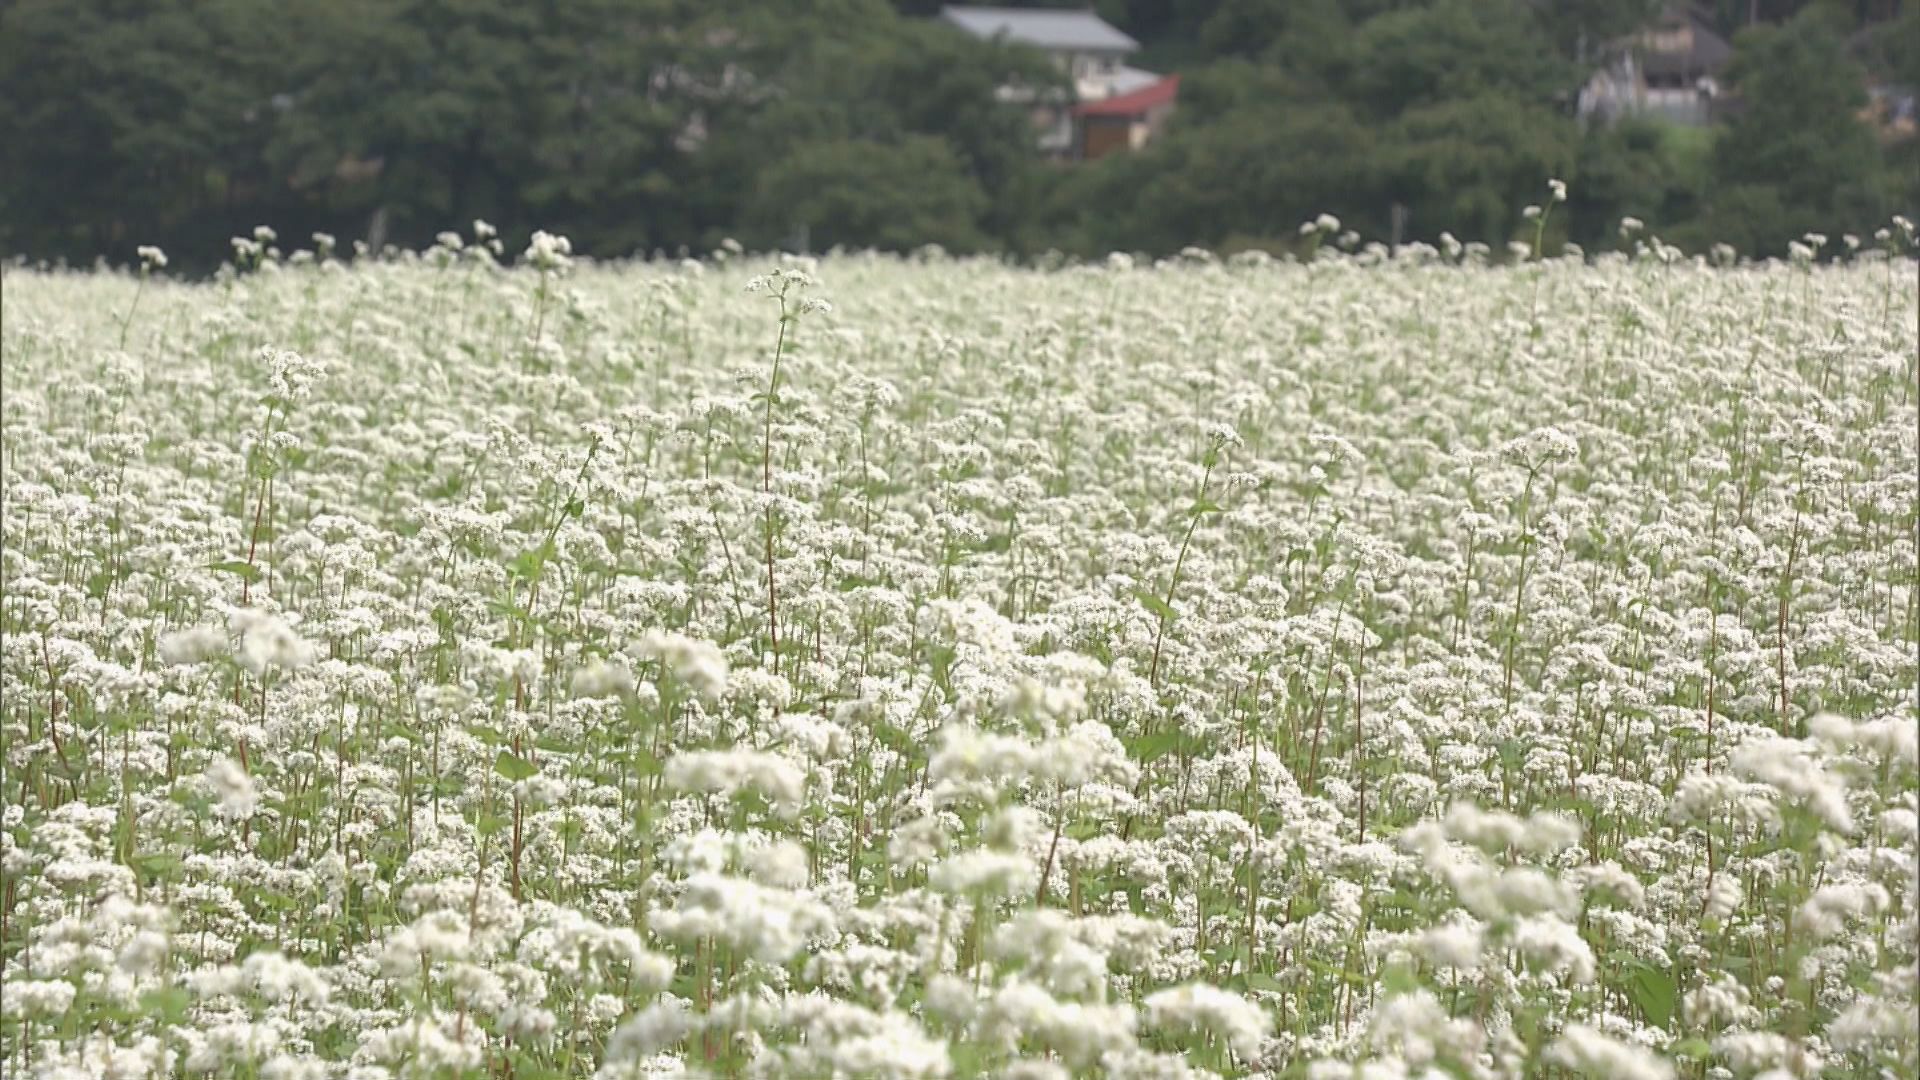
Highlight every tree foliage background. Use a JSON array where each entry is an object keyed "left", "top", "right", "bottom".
[{"left": 0, "top": 0, "right": 1912, "bottom": 268}]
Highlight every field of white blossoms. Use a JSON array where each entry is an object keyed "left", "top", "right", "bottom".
[{"left": 1, "top": 218, "right": 1916, "bottom": 1080}]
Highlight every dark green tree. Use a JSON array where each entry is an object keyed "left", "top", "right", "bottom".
[
  {"left": 1345, "top": 0, "right": 1577, "bottom": 121},
  {"left": 697, "top": 9, "right": 1058, "bottom": 252},
  {"left": 1567, "top": 119, "right": 1713, "bottom": 249},
  {"left": 0, "top": 0, "right": 1910, "bottom": 264},
  {"left": 263, "top": 0, "right": 708, "bottom": 257},
  {"left": 1052, "top": 95, "right": 1379, "bottom": 254},
  {"left": 1702, "top": 3, "right": 1891, "bottom": 251},
  {"left": 0, "top": 0, "right": 289, "bottom": 261},
  {"left": 1381, "top": 95, "right": 1576, "bottom": 246},
  {"left": 746, "top": 136, "right": 991, "bottom": 251}
]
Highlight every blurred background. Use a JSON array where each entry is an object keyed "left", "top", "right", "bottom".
[{"left": 1, "top": 0, "right": 1913, "bottom": 270}]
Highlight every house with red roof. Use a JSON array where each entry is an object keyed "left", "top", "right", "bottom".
[
  {"left": 940, "top": 5, "right": 1178, "bottom": 159},
  {"left": 1073, "top": 73, "right": 1179, "bottom": 159}
]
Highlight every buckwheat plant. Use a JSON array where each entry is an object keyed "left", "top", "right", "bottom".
[{"left": 1, "top": 213, "right": 1914, "bottom": 1079}]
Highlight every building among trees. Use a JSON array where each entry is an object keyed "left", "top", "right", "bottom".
[
  {"left": 1073, "top": 74, "right": 1180, "bottom": 160},
  {"left": 1578, "top": 2, "right": 1734, "bottom": 126},
  {"left": 939, "top": 5, "right": 1176, "bottom": 158},
  {"left": 0, "top": 0, "right": 1909, "bottom": 265}
]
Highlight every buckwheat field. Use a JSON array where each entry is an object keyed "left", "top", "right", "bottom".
[{"left": 2, "top": 221, "right": 1917, "bottom": 1080}]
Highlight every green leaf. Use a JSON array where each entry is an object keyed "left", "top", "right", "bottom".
[
  {"left": 1672, "top": 1037, "right": 1712, "bottom": 1061},
  {"left": 1133, "top": 730, "right": 1183, "bottom": 764},
  {"left": 208, "top": 559, "right": 263, "bottom": 584},
  {"left": 505, "top": 549, "right": 545, "bottom": 581},
  {"left": 1135, "top": 589, "right": 1177, "bottom": 623},
  {"left": 141, "top": 987, "right": 192, "bottom": 1024},
  {"left": 494, "top": 751, "right": 537, "bottom": 782},
  {"left": 927, "top": 643, "right": 956, "bottom": 693},
  {"left": 1380, "top": 961, "right": 1422, "bottom": 997},
  {"left": 628, "top": 748, "right": 662, "bottom": 778},
  {"left": 1497, "top": 738, "right": 1527, "bottom": 769},
  {"left": 134, "top": 853, "right": 183, "bottom": 878},
  {"left": 488, "top": 606, "right": 535, "bottom": 631},
  {"left": 1625, "top": 963, "right": 1676, "bottom": 1028}
]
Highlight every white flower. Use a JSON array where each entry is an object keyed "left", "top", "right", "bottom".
[
  {"left": 1508, "top": 914, "right": 1596, "bottom": 983},
  {"left": 1415, "top": 923, "right": 1483, "bottom": 970},
  {"left": 985, "top": 981, "right": 1136, "bottom": 1067},
  {"left": 258, "top": 345, "right": 327, "bottom": 403},
  {"left": 927, "top": 849, "right": 1034, "bottom": 898},
  {"left": 569, "top": 659, "right": 635, "bottom": 699},
  {"left": 603, "top": 1000, "right": 696, "bottom": 1065},
  {"left": 1143, "top": 983, "right": 1269, "bottom": 1061},
  {"left": 629, "top": 629, "right": 728, "bottom": 699},
  {"left": 747, "top": 839, "right": 811, "bottom": 888},
  {"left": 524, "top": 230, "right": 573, "bottom": 271},
  {"left": 0, "top": 978, "right": 76, "bottom": 1019},
  {"left": 1794, "top": 882, "right": 1890, "bottom": 940},
  {"left": 1544, "top": 1023, "right": 1673, "bottom": 1080},
  {"left": 1362, "top": 988, "right": 1483, "bottom": 1067},
  {"left": 651, "top": 872, "right": 833, "bottom": 963},
  {"left": 159, "top": 625, "right": 226, "bottom": 666},
  {"left": 230, "top": 608, "right": 316, "bottom": 677},
  {"left": 359, "top": 1016, "right": 482, "bottom": 1074},
  {"left": 663, "top": 748, "right": 805, "bottom": 815},
  {"left": 1730, "top": 737, "right": 1854, "bottom": 834},
  {"left": 184, "top": 1021, "right": 282, "bottom": 1073},
  {"left": 1704, "top": 874, "right": 1744, "bottom": 922},
  {"left": 205, "top": 757, "right": 258, "bottom": 821}
]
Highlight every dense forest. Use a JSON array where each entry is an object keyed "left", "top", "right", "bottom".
[{"left": 1, "top": 0, "right": 1914, "bottom": 268}]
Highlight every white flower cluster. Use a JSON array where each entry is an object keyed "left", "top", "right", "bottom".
[{"left": 1, "top": 229, "right": 1913, "bottom": 1078}]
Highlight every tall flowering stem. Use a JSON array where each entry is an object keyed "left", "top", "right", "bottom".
[{"left": 746, "top": 268, "right": 830, "bottom": 671}]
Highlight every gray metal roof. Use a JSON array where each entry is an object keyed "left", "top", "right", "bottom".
[{"left": 940, "top": 6, "right": 1139, "bottom": 53}]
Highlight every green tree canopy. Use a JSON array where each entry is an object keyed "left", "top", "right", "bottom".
[
  {"left": 1704, "top": 2, "right": 1892, "bottom": 252},
  {"left": 0, "top": 0, "right": 1910, "bottom": 265},
  {"left": 748, "top": 136, "right": 991, "bottom": 251}
]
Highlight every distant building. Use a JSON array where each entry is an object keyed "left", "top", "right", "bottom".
[
  {"left": 1578, "top": 2, "right": 1732, "bottom": 126},
  {"left": 1073, "top": 74, "right": 1180, "bottom": 160},
  {"left": 939, "top": 5, "right": 1175, "bottom": 158},
  {"left": 1860, "top": 82, "right": 1917, "bottom": 140},
  {"left": 1849, "top": 24, "right": 1918, "bottom": 142}
]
